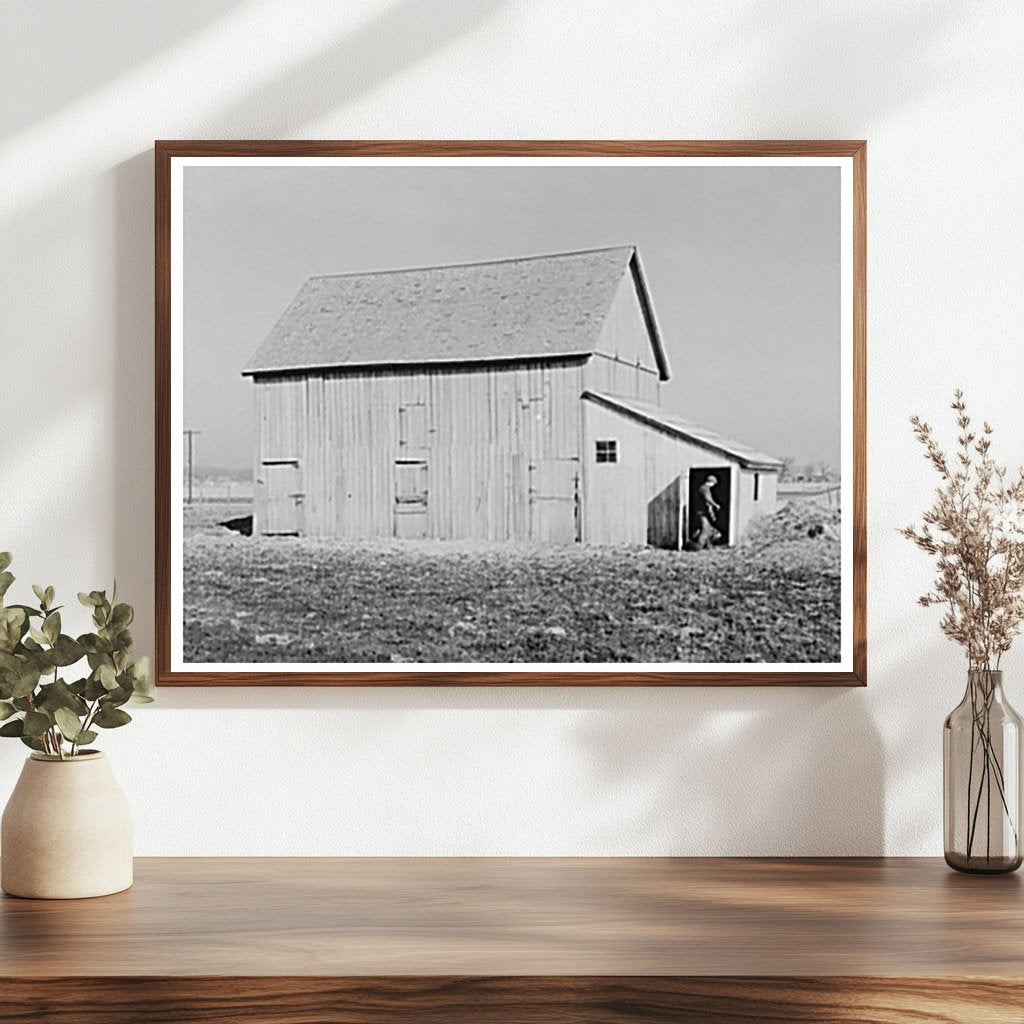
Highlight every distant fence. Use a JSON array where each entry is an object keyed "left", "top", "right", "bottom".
[
  {"left": 185, "top": 480, "right": 253, "bottom": 504},
  {"left": 778, "top": 482, "right": 841, "bottom": 508}
]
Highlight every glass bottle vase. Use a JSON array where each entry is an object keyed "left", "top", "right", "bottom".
[{"left": 944, "top": 669, "right": 1023, "bottom": 873}]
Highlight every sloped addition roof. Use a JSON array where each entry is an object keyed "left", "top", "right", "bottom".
[
  {"left": 583, "top": 391, "right": 784, "bottom": 470},
  {"left": 242, "top": 246, "right": 669, "bottom": 378}
]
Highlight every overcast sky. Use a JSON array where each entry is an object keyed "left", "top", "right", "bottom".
[{"left": 184, "top": 163, "right": 841, "bottom": 473}]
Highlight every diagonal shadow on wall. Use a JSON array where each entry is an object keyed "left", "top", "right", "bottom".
[
  {"left": 0, "top": 1, "right": 243, "bottom": 139},
  {"left": 196, "top": 0, "right": 510, "bottom": 138}
]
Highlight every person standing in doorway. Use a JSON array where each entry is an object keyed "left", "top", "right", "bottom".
[
  {"left": 698, "top": 474, "right": 720, "bottom": 523},
  {"left": 692, "top": 474, "right": 722, "bottom": 550}
]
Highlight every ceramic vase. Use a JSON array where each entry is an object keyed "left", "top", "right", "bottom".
[{"left": 1, "top": 751, "right": 133, "bottom": 898}]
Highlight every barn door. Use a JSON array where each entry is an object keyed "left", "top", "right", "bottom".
[
  {"left": 261, "top": 461, "right": 303, "bottom": 536},
  {"left": 687, "top": 467, "right": 731, "bottom": 547},
  {"left": 529, "top": 458, "right": 579, "bottom": 544},
  {"left": 394, "top": 459, "right": 428, "bottom": 539}
]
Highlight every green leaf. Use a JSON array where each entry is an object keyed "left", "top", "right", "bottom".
[
  {"left": 0, "top": 553, "right": 11, "bottom": 573},
  {"left": 98, "top": 663, "right": 118, "bottom": 690},
  {"left": 44, "top": 586, "right": 55, "bottom": 608},
  {"left": 74, "top": 730, "right": 97, "bottom": 747},
  {"left": 37, "top": 678, "right": 88, "bottom": 716},
  {"left": 0, "top": 607, "right": 26, "bottom": 651},
  {"left": 19, "top": 735, "right": 45, "bottom": 752},
  {"left": 42, "top": 611, "right": 60, "bottom": 644},
  {"left": 110, "top": 603, "right": 133, "bottom": 630},
  {"left": 0, "top": 572, "right": 14, "bottom": 602},
  {"left": 83, "top": 675, "right": 108, "bottom": 701},
  {"left": 80, "top": 634, "right": 112, "bottom": 655},
  {"left": 104, "top": 684, "right": 132, "bottom": 708},
  {"left": 4, "top": 606, "right": 27, "bottom": 628},
  {"left": 31, "top": 584, "right": 47, "bottom": 608},
  {"left": 28, "top": 627, "right": 49, "bottom": 646},
  {"left": 0, "top": 701, "right": 16, "bottom": 721},
  {"left": 78, "top": 592, "right": 100, "bottom": 608},
  {"left": 0, "top": 719, "right": 24, "bottom": 737},
  {"left": 93, "top": 705, "right": 131, "bottom": 729},
  {"left": 11, "top": 665, "right": 41, "bottom": 699},
  {"left": 7, "top": 604, "right": 42, "bottom": 619},
  {"left": 53, "top": 707, "right": 85, "bottom": 741},
  {"left": 49, "top": 635, "right": 85, "bottom": 668},
  {"left": 23, "top": 710, "right": 52, "bottom": 738}
]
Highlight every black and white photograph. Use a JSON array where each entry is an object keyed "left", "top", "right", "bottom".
[{"left": 162, "top": 147, "right": 860, "bottom": 681}]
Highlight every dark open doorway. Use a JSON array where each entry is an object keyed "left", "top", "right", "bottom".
[{"left": 687, "top": 468, "right": 731, "bottom": 547}]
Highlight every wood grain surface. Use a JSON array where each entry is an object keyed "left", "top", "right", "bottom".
[
  {"left": 0, "top": 976, "right": 1022, "bottom": 1024},
  {"left": 1, "top": 857, "right": 1020, "bottom": 1023},
  {"left": 155, "top": 139, "right": 867, "bottom": 688},
  {"left": 3, "top": 857, "right": 1021, "bottom": 977}
]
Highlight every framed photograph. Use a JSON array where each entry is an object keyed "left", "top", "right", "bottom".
[{"left": 156, "top": 141, "right": 865, "bottom": 686}]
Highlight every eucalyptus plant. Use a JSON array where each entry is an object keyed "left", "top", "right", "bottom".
[{"left": 0, "top": 552, "right": 153, "bottom": 759}]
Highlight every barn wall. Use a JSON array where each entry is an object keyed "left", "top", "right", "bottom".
[
  {"left": 584, "top": 272, "right": 661, "bottom": 403},
  {"left": 736, "top": 467, "right": 778, "bottom": 541},
  {"left": 586, "top": 353, "right": 660, "bottom": 404},
  {"left": 580, "top": 401, "right": 646, "bottom": 545},
  {"left": 582, "top": 398, "right": 754, "bottom": 547},
  {"left": 254, "top": 359, "right": 586, "bottom": 541},
  {"left": 254, "top": 364, "right": 778, "bottom": 547}
]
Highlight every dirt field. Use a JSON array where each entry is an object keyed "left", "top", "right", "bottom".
[{"left": 182, "top": 503, "right": 841, "bottom": 665}]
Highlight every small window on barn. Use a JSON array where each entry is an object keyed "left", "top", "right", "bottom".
[
  {"left": 754, "top": 472, "right": 761, "bottom": 501},
  {"left": 595, "top": 439, "right": 618, "bottom": 464}
]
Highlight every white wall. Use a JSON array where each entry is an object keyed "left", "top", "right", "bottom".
[{"left": 1, "top": 0, "right": 1022, "bottom": 855}]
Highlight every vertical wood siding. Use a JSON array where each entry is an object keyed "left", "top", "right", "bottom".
[
  {"left": 253, "top": 359, "right": 586, "bottom": 541},
  {"left": 584, "top": 272, "right": 662, "bottom": 402}
]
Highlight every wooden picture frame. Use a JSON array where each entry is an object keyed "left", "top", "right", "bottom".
[{"left": 156, "top": 140, "right": 866, "bottom": 686}]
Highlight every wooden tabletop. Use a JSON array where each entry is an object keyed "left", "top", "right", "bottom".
[{"left": 1, "top": 856, "right": 1021, "bottom": 977}]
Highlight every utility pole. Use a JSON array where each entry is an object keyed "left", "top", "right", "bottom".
[{"left": 184, "top": 429, "right": 201, "bottom": 505}]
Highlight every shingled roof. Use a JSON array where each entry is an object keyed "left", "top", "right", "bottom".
[
  {"left": 583, "top": 391, "right": 784, "bottom": 470},
  {"left": 242, "top": 246, "right": 669, "bottom": 378}
]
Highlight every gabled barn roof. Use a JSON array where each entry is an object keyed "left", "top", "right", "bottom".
[
  {"left": 584, "top": 391, "right": 784, "bottom": 470},
  {"left": 242, "top": 246, "right": 669, "bottom": 378}
]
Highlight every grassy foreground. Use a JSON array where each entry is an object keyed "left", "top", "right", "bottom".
[{"left": 183, "top": 505, "right": 840, "bottom": 664}]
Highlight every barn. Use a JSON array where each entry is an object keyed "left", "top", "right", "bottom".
[{"left": 242, "top": 246, "right": 782, "bottom": 547}]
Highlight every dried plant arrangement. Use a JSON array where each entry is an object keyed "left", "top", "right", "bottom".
[
  {"left": 903, "top": 390, "right": 1024, "bottom": 871},
  {"left": 903, "top": 391, "right": 1024, "bottom": 667},
  {"left": 0, "top": 553, "right": 153, "bottom": 760}
]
